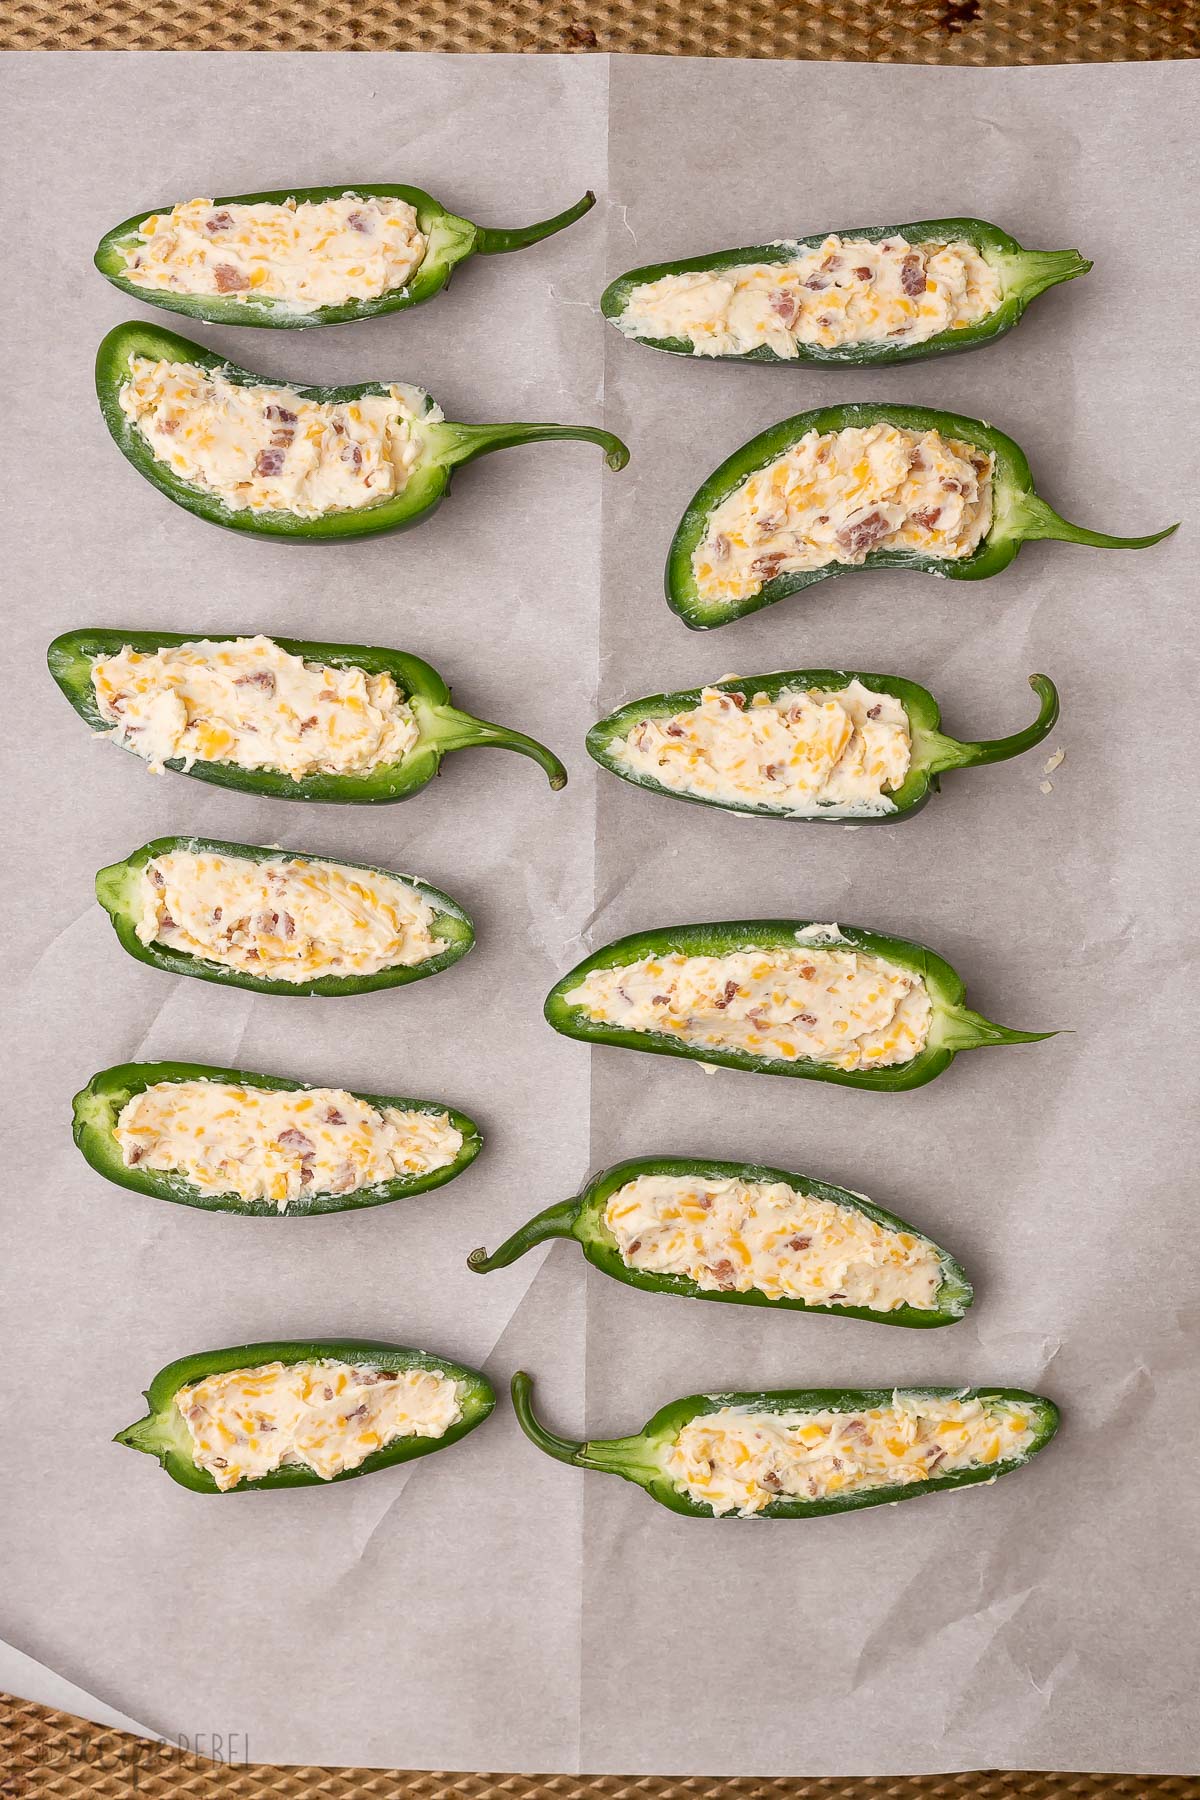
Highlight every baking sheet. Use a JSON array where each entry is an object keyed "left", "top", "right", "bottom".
[{"left": 0, "top": 52, "right": 1197, "bottom": 1778}]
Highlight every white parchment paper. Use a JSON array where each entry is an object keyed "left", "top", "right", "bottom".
[{"left": 1, "top": 51, "right": 1197, "bottom": 1778}]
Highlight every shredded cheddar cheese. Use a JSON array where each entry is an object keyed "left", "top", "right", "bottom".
[
  {"left": 605, "top": 1173, "right": 943, "bottom": 1310},
  {"left": 619, "top": 234, "right": 1001, "bottom": 358},
  {"left": 114, "top": 1081, "right": 463, "bottom": 1211},
  {"left": 176, "top": 1359, "right": 462, "bottom": 1490},
  {"left": 119, "top": 195, "right": 428, "bottom": 312},
  {"left": 610, "top": 679, "right": 910, "bottom": 816},
  {"left": 666, "top": 1394, "right": 1036, "bottom": 1515}
]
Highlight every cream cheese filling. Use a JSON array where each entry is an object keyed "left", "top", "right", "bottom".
[
  {"left": 119, "top": 195, "right": 428, "bottom": 312},
  {"left": 114, "top": 1081, "right": 464, "bottom": 1211},
  {"left": 604, "top": 1173, "right": 943, "bottom": 1309},
  {"left": 564, "top": 941, "right": 932, "bottom": 1071},
  {"left": 90, "top": 635, "right": 420, "bottom": 779},
  {"left": 694, "top": 425, "right": 993, "bottom": 604},
  {"left": 609, "top": 678, "right": 910, "bottom": 816},
  {"left": 118, "top": 358, "right": 434, "bottom": 517},
  {"left": 176, "top": 1359, "right": 462, "bottom": 1490},
  {"left": 138, "top": 849, "right": 447, "bottom": 982},
  {"left": 620, "top": 234, "right": 1001, "bottom": 358},
  {"left": 666, "top": 1394, "right": 1038, "bottom": 1516}
]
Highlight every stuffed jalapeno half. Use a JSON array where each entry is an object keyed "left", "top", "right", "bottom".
[
  {"left": 95, "top": 836, "right": 474, "bottom": 997},
  {"left": 669, "top": 402, "right": 1176, "bottom": 629},
  {"left": 470, "top": 1156, "right": 972, "bottom": 1327},
  {"left": 118, "top": 1340, "right": 495, "bottom": 1492},
  {"left": 97, "top": 321, "right": 628, "bottom": 541},
  {"left": 587, "top": 670, "right": 1057, "bottom": 821},
  {"left": 545, "top": 920, "right": 1054, "bottom": 1092},
  {"left": 95, "top": 184, "right": 595, "bottom": 329},
  {"left": 73, "top": 1060, "right": 482, "bottom": 1216},
  {"left": 512, "top": 1373, "right": 1058, "bottom": 1518},
  {"left": 603, "top": 217, "right": 1089, "bottom": 365},
  {"left": 47, "top": 629, "right": 567, "bottom": 801}
]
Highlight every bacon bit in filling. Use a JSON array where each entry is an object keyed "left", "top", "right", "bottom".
[
  {"left": 119, "top": 195, "right": 427, "bottom": 312},
  {"left": 176, "top": 1359, "right": 462, "bottom": 1490},
  {"left": 605, "top": 1173, "right": 945, "bottom": 1310},
  {"left": 617, "top": 233, "right": 1001, "bottom": 359},
  {"left": 137, "top": 849, "right": 448, "bottom": 983},
  {"left": 665, "top": 1394, "right": 1038, "bottom": 1515},
  {"left": 114, "top": 1081, "right": 463, "bottom": 1211},
  {"left": 564, "top": 940, "right": 932, "bottom": 1071},
  {"left": 89, "top": 635, "right": 420, "bottom": 779},
  {"left": 693, "top": 424, "right": 993, "bottom": 604}
]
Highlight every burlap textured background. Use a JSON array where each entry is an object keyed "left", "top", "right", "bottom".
[
  {"left": 1, "top": 0, "right": 1198, "bottom": 58},
  {"left": 2, "top": 3, "right": 1196, "bottom": 1794}
]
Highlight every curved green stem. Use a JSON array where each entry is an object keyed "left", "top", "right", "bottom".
[
  {"left": 998, "top": 247, "right": 1092, "bottom": 303},
  {"left": 430, "top": 419, "right": 630, "bottom": 473},
  {"left": 418, "top": 702, "right": 568, "bottom": 790},
  {"left": 937, "top": 1004, "right": 1060, "bottom": 1053},
  {"left": 921, "top": 674, "right": 1060, "bottom": 774},
  {"left": 468, "top": 1199, "right": 581, "bottom": 1272},
  {"left": 511, "top": 1372, "right": 584, "bottom": 1464},
  {"left": 1014, "top": 492, "right": 1178, "bottom": 551},
  {"left": 474, "top": 191, "right": 596, "bottom": 255}
]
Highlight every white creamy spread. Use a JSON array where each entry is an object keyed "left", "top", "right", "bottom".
[
  {"left": 564, "top": 942, "right": 932, "bottom": 1071},
  {"left": 118, "top": 195, "right": 428, "bottom": 312},
  {"left": 90, "top": 636, "right": 420, "bottom": 778},
  {"left": 666, "top": 1394, "right": 1038, "bottom": 1516},
  {"left": 605, "top": 1173, "right": 943, "bottom": 1310},
  {"left": 610, "top": 679, "right": 910, "bottom": 816},
  {"left": 118, "top": 358, "right": 434, "bottom": 517},
  {"left": 114, "top": 1081, "right": 464, "bottom": 1211},
  {"left": 176, "top": 1359, "right": 462, "bottom": 1490},
  {"left": 694, "top": 425, "right": 993, "bottom": 605},
  {"left": 620, "top": 234, "right": 1001, "bottom": 357},
  {"left": 138, "top": 849, "right": 447, "bottom": 982}
]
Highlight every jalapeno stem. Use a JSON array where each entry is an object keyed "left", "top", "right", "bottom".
[
  {"left": 1013, "top": 492, "right": 1178, "bottom": 551},
  {"left": 474, "top": 191, "right": 596, "bottom": 256},
  {"left": 510, "top": 1371, "right": 584, "bottom": 1464},
  {"left": 468, "top": 1199, "right": 581, "bottom": 1272},
  {"left": 997, "top": 247, "right": 1092, "bottom": 303},
  {"left": 919, "top": 674, "right": 1060, "bottom": 774},
  {"left": 428, "top": 419, "right": 630, "bottom": 472},
  {"left": 937, "top": 1003, "right": 1060, "bottom": 1052},
  {"left": 415, "top": 700, "right": 568, "bottom": 789}
]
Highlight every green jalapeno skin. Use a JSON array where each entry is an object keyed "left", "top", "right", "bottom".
[
  {"left": 469, "top": 1155, "right": 972, "bottom": 1327},
  {"left": 95, "top": 186, "right": 596, "bottom": 329},
  {"left": 95, "top": 321, "right": 628, "bottom": 541},
  {"left": 668, "top": 401, "right": 1177, "bottom": 629},
  {"left": 544, "top": 919, "right": 1056, "bottom": 1092},
  {"left": 72, "top": 1059, "right": 483, "bottom": 1216},
  {"left": 95, "top": 835, "right": 475, "bottom": 997},
  {"left": 587, "top": 671, "right": 1058, "bottom": 822},
  {"left": 602, "top": 218, "right": 1089, "bottom": 366},
  {"left": 47, "top": 627, "right": 567, "bottom": 801},
  {"left": 118, "top": 1340, "right": 496, "bottom": 1493},
  {"left": 511, "top": 1373, "right": 1058, "bottom": 1518}
]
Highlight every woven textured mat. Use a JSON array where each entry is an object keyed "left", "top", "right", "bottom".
[
  {"left": 2, "top": 0, "right": 1198, "bottom": 58},
  {"left": 4, "top": 1697, "right": 1200, "bottom": 1800}
]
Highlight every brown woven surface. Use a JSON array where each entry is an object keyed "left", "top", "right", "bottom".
[
  {"left": 4, "top": 1696, "right": 1200, "bottom": 1800},
  {"left": 1, "top": 0, "right": 1197, "bottom": 58}
]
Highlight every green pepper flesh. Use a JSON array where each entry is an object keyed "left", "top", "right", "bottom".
[
  {"left": 544, "top": 919, "right": 1056, "bottom": 1091},
  {"left": 470, "top": 1155, "right": 972, "bottom": 1326},
  {"left": 587, "top": 670, "right": 1059, "bottom": 821},
  {"left": 511, "top": 1372, "right": 1059, "bottom": 1517},
  {"left": 73, "top": 1059, "right": 483, "bottom": 1216},
  {"left": 47, "top": 626, "right": 567, "bottom": 802},
  {"left": 95, "top": 184, "right": 595, "bottom": 329},
  {"left": 119, "top": 1340, "right": 495, "bottom": 1492}
]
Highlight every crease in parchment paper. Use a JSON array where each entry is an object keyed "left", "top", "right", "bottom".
[{"left": 2, "top": 51, "right": 1199, "bottom": 1780}]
